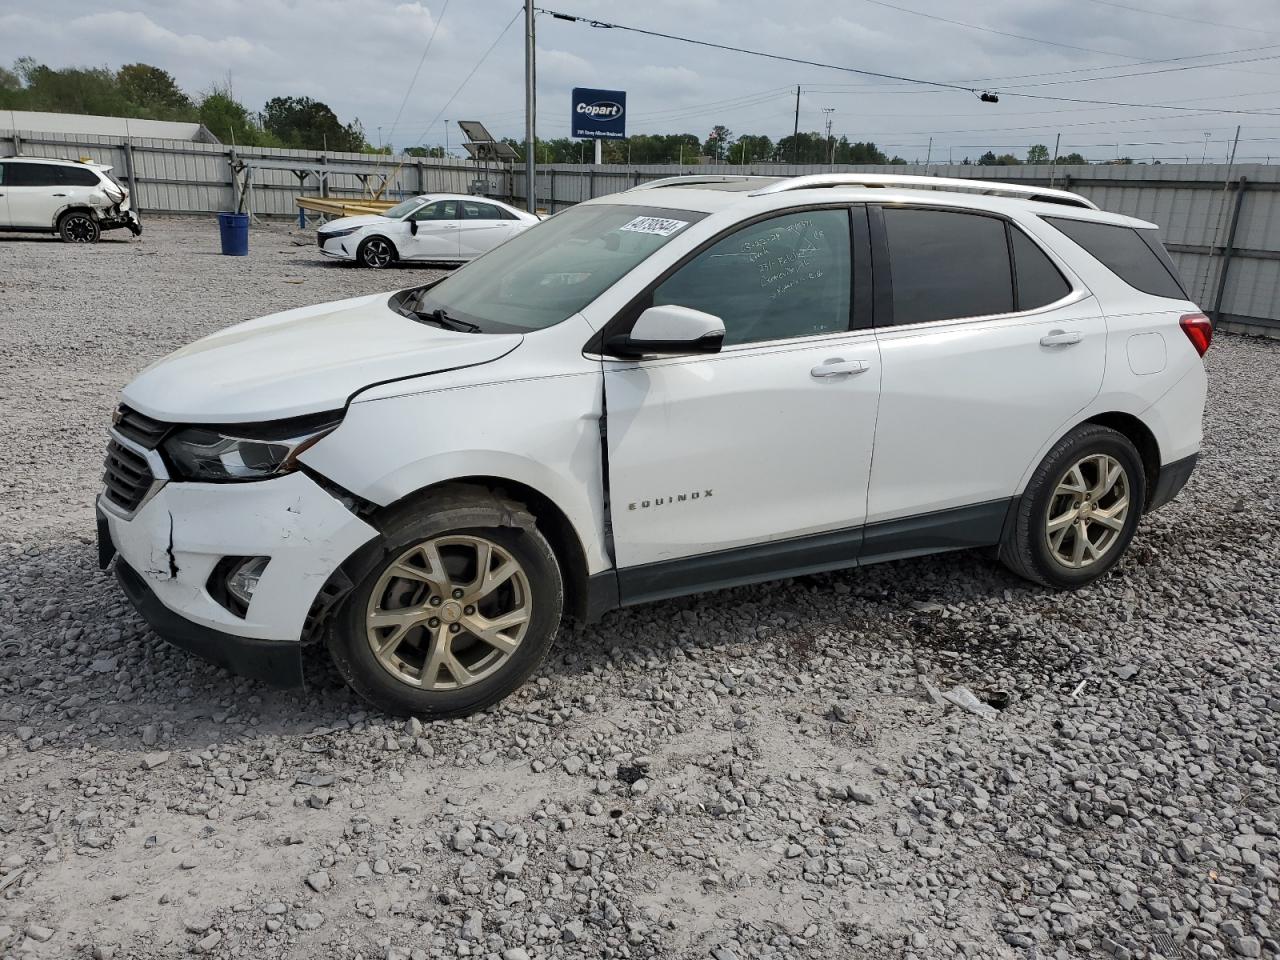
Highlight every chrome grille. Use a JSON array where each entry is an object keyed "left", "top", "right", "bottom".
[
  {"left": 102, "top": 439, "right": 155, "bottom": 513},
  {"left": 113, "top": 405, "right": 168, "bottom": 449}
]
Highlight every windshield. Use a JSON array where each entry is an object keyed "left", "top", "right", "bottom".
[
  {"left": 382, "top": 198, "right": 425, "bottom": 219},
  {"left": 409, "top": 203, "right": 706, "bottom": 333}
]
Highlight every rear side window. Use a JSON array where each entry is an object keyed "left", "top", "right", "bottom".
[
  {"left": 1010, "top": 227, "right": 1071, "bottom": 310},
  {"left": 1044, "top": 217, "right": 1186, "bottom": 300},
  {"left": 882, "top": 208, "right": 1013, "bottom": 325},
  {"left": 462, "top": 201, "right": 503, "bottom": 220},
  {"left": 4, "top": 163, "right": 59, "bottom": 187},
  {"left": 56, "top": 166, "right": 101, "bottom": 187}
]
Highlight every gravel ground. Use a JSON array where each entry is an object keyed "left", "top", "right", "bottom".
[{"left": 0, "top": 217, "right": 1276, "bottom": 960}]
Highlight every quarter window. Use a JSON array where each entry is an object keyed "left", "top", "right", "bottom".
[
  {"left": 56, "top": 166, "right": 101, "bottom": 187},
  {"left": 653, "top": 209, "right": 852, "bottom": 346},
  {"left": 1044, "top": 216, "right": 1186, "bottom": 300},
  {"left": 1010, "top": 227, "right": 1071, "bottom": 310},
  {"left": 882, "top": 208, "right": 1013, "bottom": 325}
]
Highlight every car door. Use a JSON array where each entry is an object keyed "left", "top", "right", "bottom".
[
  {"left": 0, "top": 162, "right": 10, "bottom": 227},
  {"left": 457, "top": 200, "right": 518, "bottom": 259},
  {"left": 4, "top": 162, "right": 61, "bottom": 228},
  {"left": 402, "top": 199, "right": 461, "bottom": 260},
  {"left": 863, "top": 204, "right": 1107, "bottom": 558},
  {"left": 603, "top": 206, "right": 881, "bottom": 603}
]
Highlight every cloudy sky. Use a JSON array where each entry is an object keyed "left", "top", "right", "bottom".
[{"left": 7, "top": 0, "right": 1280, "bottom": 162}]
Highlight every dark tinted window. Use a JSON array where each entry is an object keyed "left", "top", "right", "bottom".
[
  {"left": 1010, "top": 227, "right": 1071, "bottom": 309},
  {"left": 653, "top": 209, "right": 852, "bottom": 346},
  {"left": 56, "top": 165, "right": 101, "bottom": 186},
  {"left": 5, "top": 162, "right": 59, "bottom": 187},
  {"left": 1044, "top": 217, "right": 1186, "bottom": 300},
  {"left": 882, "top": 208, "right": 1013, "bottom": 325},
  {"left": 462, "top": 201, "right": 503, "bottom": 220}
]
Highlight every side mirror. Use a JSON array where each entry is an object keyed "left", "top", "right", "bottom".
[
  {"left": 409, "top": 219, "right": 418, "bottom": 236},
  {"left": 605, "top": 305, "right": 725, "bottom": 358}
]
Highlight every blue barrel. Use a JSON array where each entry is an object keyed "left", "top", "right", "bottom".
[{"left": 217, "top": 212, "right": 249, "bottom": 256}]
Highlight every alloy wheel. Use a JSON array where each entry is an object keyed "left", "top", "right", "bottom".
[
  {"left": 365, "top": 535, "right": 532, "bottom": 690},
  {"left": 64, "top": 215, "right": 96, "bottom": 242},
  {"left": 1044, "top": 453, "right": 1131, "bottom": 569},
  {"left": 362, "top": 238, "right": 393, "bottom": 268}
]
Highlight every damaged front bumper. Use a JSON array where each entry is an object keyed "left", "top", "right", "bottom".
[{"left": 98, "top": 468, "right": 379, "bottom": 685}]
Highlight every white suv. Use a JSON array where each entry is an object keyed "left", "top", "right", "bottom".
[
  {"left": 99, "top": 174, "right": 1209, "bottom": 717},
  {"left": 0, "top": 156, "right": 140, "bottom": 242}
]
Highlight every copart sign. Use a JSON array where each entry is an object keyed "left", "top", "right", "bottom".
[{"left": 571, "top": 87, "right": 627, "bottom": 141}]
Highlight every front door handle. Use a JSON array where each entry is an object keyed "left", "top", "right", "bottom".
[
  {"left": 51, "top": 193, "right": 68, "bottom": 197},
  {"left": 1040, "top": 329, "right": 1083, "bottom": 347},
  {"left": 811, "top": 358, "right": 869, "bottom": 378}
]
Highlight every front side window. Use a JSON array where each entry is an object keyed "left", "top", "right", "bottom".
[
  {"left": 382, "top": 197, "right": 425, "bottom": 219},
  {"left": 410, "top": 203, "right": 705, "bottom": 333},
  {"left": 1044, "top": 216, "right": 1187, "bottom": 300},
  {"left": 653, "top": 209, "right": 852, "bottom": 346},
  {"left": 415, "top": 200, "right": 458, "bottom": 221},
  {"left": 882, "top": 208, "right": 1013, "bottom": 326}
]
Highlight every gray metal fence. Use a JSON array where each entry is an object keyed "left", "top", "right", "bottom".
[{"left": 4, "top": 127, "right": 1277, "bottom": 335}]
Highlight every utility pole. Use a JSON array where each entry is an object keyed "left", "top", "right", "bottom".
[
  {"left": 792, "top": 85, "right": 800, "bottom": 164},
  {"left": 822, "top": 107, "right": 835, "bottom": 168},
  {"left": 523, "top": 0, "right": 537, "bottom": 212},
  {"left": 1049, "top": 132, "right": 1061, "bottom": 187},
  {"left": 925, "top": 136, "right": 932, "bottom": 167}
]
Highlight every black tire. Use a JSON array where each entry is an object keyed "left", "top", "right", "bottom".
[
  {"left": 58, "top": 211, "right": 100, "bottom": 243},
  {"left": 328, "top": 486, "right": 564, "bottom": 717},
  {"left": 1000, "top": 424, "right": 1146, "bottom": 589},
  {"left": 357, "top": 235, "right": 397, "bottom": 268}
]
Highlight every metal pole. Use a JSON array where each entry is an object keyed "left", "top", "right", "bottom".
[
  {"left": 595, "top": 139, "right": 601, "bottom": 165},
  {"left": 523, "top": 0, "right": 536, "bottom": 212},
  {"left": 1049, "top": 132, "right": 1061, "bottom": 187},
  {"left": 1211, "top": 176, "right": 1248, "bottom": 324},
  {"left": 792, "top": 85, "right": 800, "bottom": 164},
  {"left": 1201, "top": 124, "right": 1242, "bottom": 304},
  {"left": 925, "top": 137, "right": 931, "bottom": 167}
]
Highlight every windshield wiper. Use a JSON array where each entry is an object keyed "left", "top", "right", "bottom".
[{"left": 414, "top": 307, "right": 480, "bottom": 333}]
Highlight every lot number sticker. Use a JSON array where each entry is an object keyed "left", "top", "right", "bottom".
[{"left": 619, "top": 216, "right": 689, "bottom": 237}]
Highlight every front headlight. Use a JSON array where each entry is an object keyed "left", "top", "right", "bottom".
[
  {"left": 319, "top": 227, "right": 359, "bottom": 240},
  {"left": 162, "top": 413, "right": 342, "bottom": 482}
]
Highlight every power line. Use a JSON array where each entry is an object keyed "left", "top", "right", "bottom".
[
  {"left": 382, "top": 0, "right": 451, "bottom": 143},
  {"left": 1079, "top": 0, "right": 1279, "bottom": 36},
  {"left": 409, "top": 8, "right": 521, "bottom": 149},
  {"left": 536, "top": 6, "right": 1280, "bottom": 117}
]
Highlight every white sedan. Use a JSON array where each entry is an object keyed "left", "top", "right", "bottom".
[{"left": 317, "top": 194, "right": 540, "bottom": 268}]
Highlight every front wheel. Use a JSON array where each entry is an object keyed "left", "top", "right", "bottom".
[
  {"left": 357, "top": 236, "right": 396, "bottom": 268},
  {"left": 58, "top": 211, "right": 100, "bottom": 243},
  {"left": 328, "top": 488, "right": 563, "bottom": 717},
  {"left": 1000, "top": 424, "right": 1145, "bottom": 589}
]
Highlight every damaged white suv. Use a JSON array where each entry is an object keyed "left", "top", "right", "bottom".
[{"left": 99, "top": 174, "right": 1209, "bottom": 717}]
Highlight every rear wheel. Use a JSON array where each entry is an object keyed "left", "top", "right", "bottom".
[
  {"left": 1000, "top": 424, "right": 1145, "bottom": 589},
  {"left": 58, "top": 211, "right": 100, "bottom": 243},
  {"left": 328, "top": 488, "right": 563, "bottom": 717},
  {"left": 357, "top": 236, "right": 396, "bottom": 268}
]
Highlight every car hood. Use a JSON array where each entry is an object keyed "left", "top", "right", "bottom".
[
  {"left": 320, "top": 214, "right": 393, "bottom": 231},
  {"left": 121, "top": 292, "right": 523, "bottom": 423}
]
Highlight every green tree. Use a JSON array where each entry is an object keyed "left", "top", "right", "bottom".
[
  {"left": 116, "top": 63, "right": 192, "bottom": 118},
  {"left": 1055, "top": 152, "right": 1087, "bottom": 164},
  {"left": 1026, "top": 143, "right": 1050, "bottom": 164},
  {"left": 703, "top": 125, "right": 733, "bottom": 161},
  {"left": 199, "top": 85, "right": 278, "bottom": 146},
  {"left": 262, "top": 95, "right": 365, "bottom": 152}
]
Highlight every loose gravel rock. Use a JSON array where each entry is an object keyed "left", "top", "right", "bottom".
[{"left": 0, "top": 218, "right": 1277, "bottom": 959}]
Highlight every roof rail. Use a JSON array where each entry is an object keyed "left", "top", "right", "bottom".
[
  {"left": 748, "top": 173, "right": 1097, "bottom": 210},
  {"left": 630, "top": 174, "right": 776, "bottom": 190}
]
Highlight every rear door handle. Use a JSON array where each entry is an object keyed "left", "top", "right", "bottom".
[
  {"left": 51, "top": 193, "right": 68, "bottom": 197},
  {"left": 811, "top": 358, "right": 869, "bottom": 378},
  {"left": 1040, "top": 329, "right": 1083, "bottom": 347}
]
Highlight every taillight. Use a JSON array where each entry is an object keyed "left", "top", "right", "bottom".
[{"left": 1179, "top": 313, "right": 1213, "bottom": 357}]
